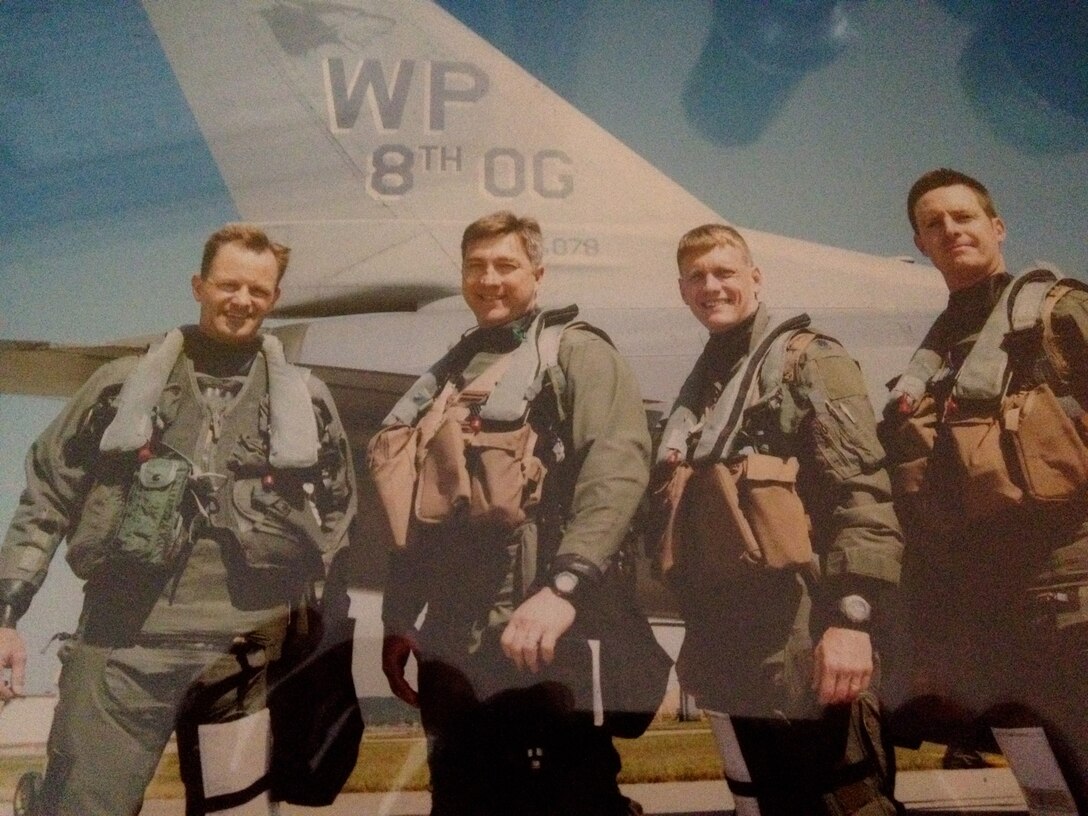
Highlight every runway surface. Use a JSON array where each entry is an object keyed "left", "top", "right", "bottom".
[{"left": 0, "top": 771, "right": 1030, "bottom": 816}]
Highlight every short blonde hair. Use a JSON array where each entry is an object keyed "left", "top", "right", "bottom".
[{"left": 676, "top": 223, "right": 752, "bottom": 270}]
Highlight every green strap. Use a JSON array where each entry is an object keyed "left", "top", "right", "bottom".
[{"left": 890, "top": 267, "right": 1063, "bottom": 406}]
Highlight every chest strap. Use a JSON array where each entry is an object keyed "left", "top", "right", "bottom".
[
  {"left": 99, "top": 329, "right": 319, "bottom": 468},
  {"left": 954, "top": 268, "right": 1057, "bottom": 402},
  {"left": 382, "top": 305, "right": 586, "bottom": 428},
  {"left": 659, "top": 311, "right": 811, "bottom": 466},
  {"left": 891, "top": 268, "right": 1062, "bottom": 405}
]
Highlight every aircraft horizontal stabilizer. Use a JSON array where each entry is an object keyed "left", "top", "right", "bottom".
[{"left": 0, "top": 339, "right": 152, "bottom": 399}]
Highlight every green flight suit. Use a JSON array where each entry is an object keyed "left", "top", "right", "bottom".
[
  {"left": 0, "top": 328, "right": 356, "bottom": 816},
  {"left": 884, "top": 272, "right": 1088, "bottom": 812},
  {"left": 662, "top": 305, "right": 903, "bottom": 816},
  {"left": 382, "top": 309, "right": 651, "bottom": 816}
]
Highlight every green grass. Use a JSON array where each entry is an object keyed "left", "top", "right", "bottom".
[{"left": 0, "top": 721, "right": 1003, "bottom": 801}]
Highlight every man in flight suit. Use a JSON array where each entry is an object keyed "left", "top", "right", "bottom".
[
  {"left": 656, "top": 223, "right": 904, "bottom": 815},
  {"left": 883, "top": 168, "right": 1088, "bottom": 812},
  {"left": 0, "top": 224, "right": 356, "bottom": 815},
  {"left": 378, "top": 211, "right": 651, "bottom": 815}
]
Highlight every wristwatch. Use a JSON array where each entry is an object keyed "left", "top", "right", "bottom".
[
  {"left": 837, "top": 594, "right": 872, "bottom": 629},
  {"left": 550, "top": 570, "right": 581, "bottom": 602}
]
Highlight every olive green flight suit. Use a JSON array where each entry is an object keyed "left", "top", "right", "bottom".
[
  {"left": 884, "top": 272, "right": 1088, "bottom": 812},
  {"left": 0, "top": 328, "right": 355, "bottom": 816},
  {"left": 382, "top": 309, "right": 651, "bottom": 816},
  {"left": 662, "top": 305, "right": 903, "bottom": 816}
]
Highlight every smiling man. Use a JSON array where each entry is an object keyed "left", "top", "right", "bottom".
[
  {"left": 883, "top": 169, "right": 1088, "bottom": 811},
  {"left": 654, "top": 223, "right": 904, "bottom": 815},
  {"left": 375, "top": 210, "right": 652, "bottom": 815},
  {"left": 0, "top": 223, "right": 356, "bottom": 815}
]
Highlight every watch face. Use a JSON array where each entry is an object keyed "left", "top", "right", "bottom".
[
  {"left": 840, "top": 595, "right": 871, "bottom": 624},
  {"left": 553, "top": 571, "right": 579, "bottom": 596}
]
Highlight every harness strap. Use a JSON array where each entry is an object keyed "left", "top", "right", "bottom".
[
  {"left": 1041, "top": 281, "right": 1076, "bottom": 384},
  {"left": 768, "top": 328, "right": 819, "bottom": 389},
  {"left": 892, "top": 348, "right": 944, "bottom": 406},
  {"left": 890, "top": 269, "right": 1064, "bottom": 406},
  {"left": 691, "top": 312, "right": 811, "bottom": 464},
  {"left": 381, "top": 306, "right": 584, "bottom": 427},
  {"left": 455, "top": 355, "right": 513, "bottom": 405},
  {"left": 479, "top": 309, "right": 577, "bottom": 422},
  {"left": 953, "top": 268, "right": 1056, "bottom": 402}
]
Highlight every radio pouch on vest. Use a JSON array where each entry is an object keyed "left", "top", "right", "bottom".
[
  {"left": 414, "top": 403, "right": 473, "bottom": 524},
  {"left": 1004, "top": 381, "right": 1088, "bottom": 502},
  {"left": 465, "top": 423, "right": 545, "bottom": 527},
  {"left": 113, "top": 456, "right": 192, "bottom": 571}
]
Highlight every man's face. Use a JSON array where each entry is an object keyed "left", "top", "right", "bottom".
[
  {"left": 678, "top": 243, "right": 762, "bottom": 334},
  {"left": 191, "top": 241, "right": 281, "bottom": 344},
  {"left": 912, "top": 184, "right": 1007, "bottom": 292},
  {"left": 461, "top": 232, "right": 543, "bottom": 328}
]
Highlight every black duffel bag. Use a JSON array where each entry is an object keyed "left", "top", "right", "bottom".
[
  {"left": 267, "top": 586, "right": 365, "bottom": 806},
  {"left": 543, "top": 571, "right": 674, "bottom": 738}
]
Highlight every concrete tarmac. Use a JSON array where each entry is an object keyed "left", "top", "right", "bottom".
[{"left": 1, "top": 771, "right": 1029, "bottom": 816}]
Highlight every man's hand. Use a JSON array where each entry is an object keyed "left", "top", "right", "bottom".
[
  {"left": 0, "top": 628, "right": 27, "bottom": 702},
  {"left": 501, "top": 588, "right": 576, "bottom": 673},
  {"left": 812, "top": 627, "right": 873, "bottom": 706},
  {"left": 381, "top": 632, "right": 420, "bottom": 708}
]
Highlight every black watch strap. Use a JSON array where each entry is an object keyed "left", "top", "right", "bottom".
[{"left": 834, "top": 594, "right": 872, "bottom": 631}]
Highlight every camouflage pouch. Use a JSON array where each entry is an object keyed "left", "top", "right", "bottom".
[
  {"left": 465, "top": 423, "right": 545, "bottom": 528},
  {"left": 113, "top": 456, "right": 191, "bottom": 570},
  {"left": 66, "top": 476, "right": 128, "bottom": 579},
  {"left": 1004, "top": 382, "right": 1088, "bottom": 502}
]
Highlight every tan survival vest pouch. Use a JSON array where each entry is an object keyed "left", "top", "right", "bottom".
[
  {"left": 367, "top": 424, "right": 418, "bottom": 549},
  {"left": 410, "top": 359, "right": 546, "bottom": 529},
  {"left": 654, "top": 314, "right": 816, "bottom": 581},
  {"left": 669, "top": 452, "right": 812, "bottom": 583},
  {"left": 368, "top": 308, "right": 579, "bottom": 548},
  {"left": 888, "top": 271, "right": 1088, "bottom": 523}
]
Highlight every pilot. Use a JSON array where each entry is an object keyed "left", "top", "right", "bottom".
[
  {"left": 882, "top": 168, "right": 1088, "bottom": 811},
  {"left": 653, "top": 223, "right": 904, "bottom": 815},
  {"left": 0, "top": 223, "right": 357, "bottom": 815},
  {"left": 374, "top": 211, "right": 652, "bottom": 815}
]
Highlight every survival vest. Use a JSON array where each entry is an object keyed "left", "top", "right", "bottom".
[
  {"left": 367, "top": 306, "right": 602, "bottom": 548},
  {"left": 653, "top": 311, "right": 819, "bottom": 580},
  {"left": 64, "top": 329, "right": 333, "bottom": 580},
  {"left": 885, "top": 268, "right": 1088, "bottom": 525}
]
